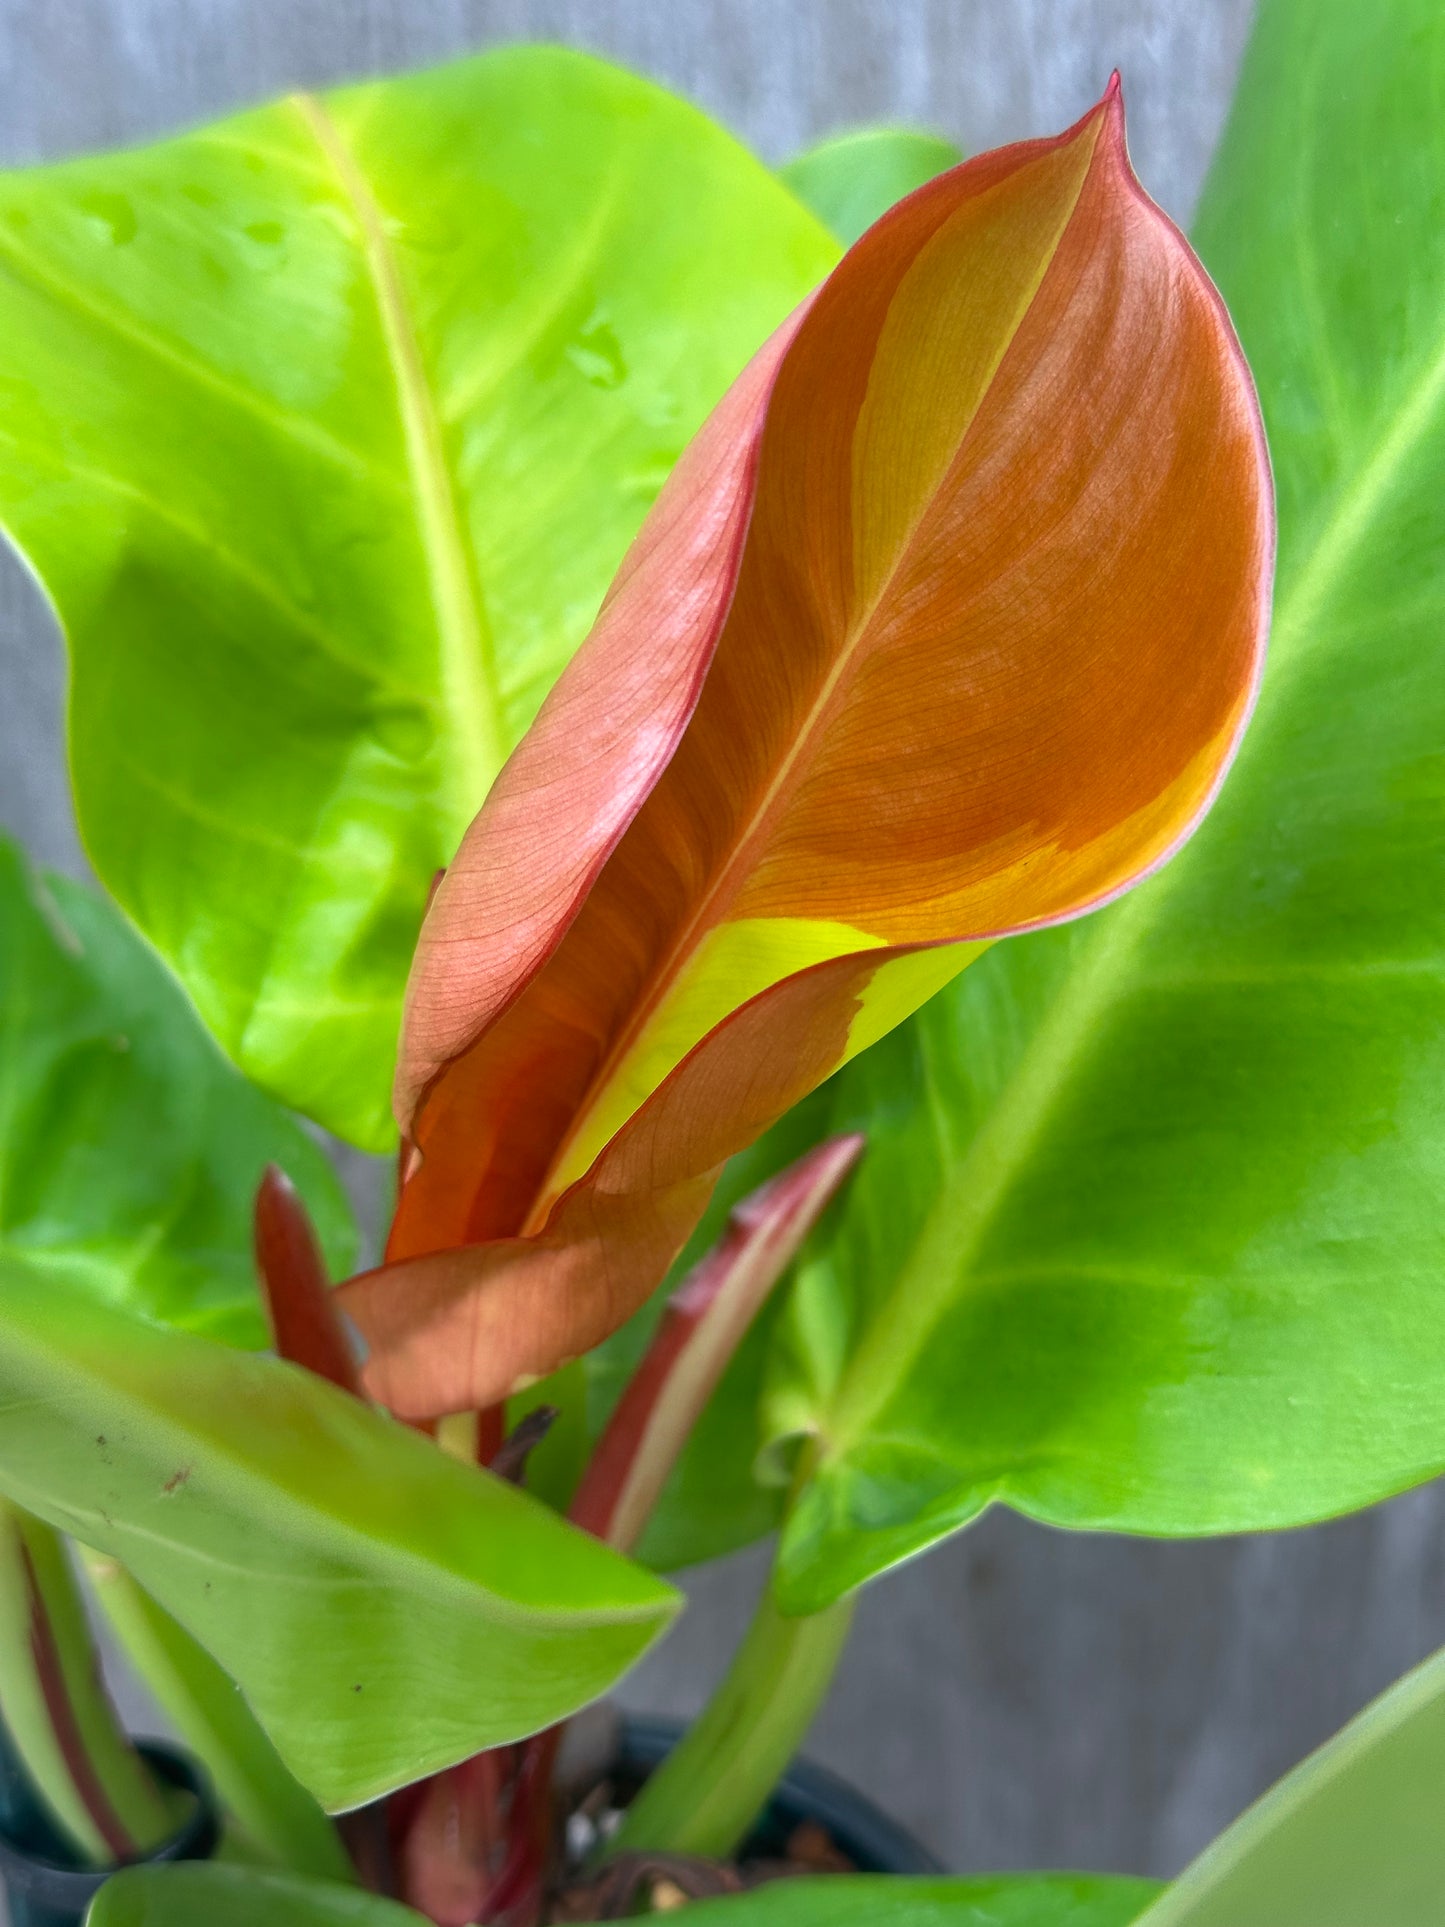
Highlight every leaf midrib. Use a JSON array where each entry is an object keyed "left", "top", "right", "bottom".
[
  {"left": 295, "top": 94, "right": 505, "bottom": 832},
  {"left": 823, "top": 293, "right": 1445, "bottom": 1459},
  {"left": 527, "top": 126, "right": 1101, "bottom": 1225}
]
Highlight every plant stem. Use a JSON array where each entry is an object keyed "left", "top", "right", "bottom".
[
  {"left": 0, "top": 1502, "right": 180, "bottom": 1864},
  {"left": 607, "top": 1580, "right": 854, "bottom": 1861}
]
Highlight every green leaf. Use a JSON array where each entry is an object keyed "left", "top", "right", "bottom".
[
  {"left": 1131, "top": 1644, "right": 1445, "bottom": 1925},
  {"left": 0, "top": 48, "right": 836, "bottom": 1151},
  {"left": 0, "top": 1265, "right": 679, "bottom": 1809},
  {"left": 80, "top": 1549, "right": 353, "bottom": 1883},
  {"left": 780, "top": 126, "right": 964, "bottom": 242},
  {"left": 83, "top": 1867, "right": 1156, "bottom": 1927},
  {"left": 84, "top": 1868, "right": 1159, "bottom": 1927},
  {"left": 709, "top": 0, "right": 1445, "bottom": 1609},
  {"left": 89, "top": 1865, "right": 425, "bottom": 1926},
  {"left": 649, "top": 1875, "right": 1160, "bottom": 1927},
  {"left": 0, "top": 833, "right": 352, "bottom": 1348}
]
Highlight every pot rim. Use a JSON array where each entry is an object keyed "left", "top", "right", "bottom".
[
  {"left": 0, "top": 1740, "right": 218, "bottom": 1910},
  {"left": 615, "top": 1713, "right": 945, "bottom": 1876}
]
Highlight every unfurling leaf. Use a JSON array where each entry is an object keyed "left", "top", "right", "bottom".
[
  {"left": 0, "top": 1502, "right": 178, "bottom": 1863},
  {"left": 253, "top": 1166, "right": 363, "bottom": 1396},
  {"left": 569, "top": 1135, "right": 865, "bottom": 1551},
  {"left": 339, "top": 82, "right": 1272, "bottom": 1420}
]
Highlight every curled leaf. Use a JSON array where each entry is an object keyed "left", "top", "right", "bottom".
[
  {"left": 253, "top": 1167, "right": 363, "bottom": 1397},
  {"left": 341, "top": 81, "right": 1272, "bottom": 1418},
  {"left": 569, "top": 1135, "right": 864, "bottom": 1552}
]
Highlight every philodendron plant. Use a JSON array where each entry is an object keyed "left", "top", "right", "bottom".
[{"left": 0, "top": 0, "right": 1443, "bottom": 1921}]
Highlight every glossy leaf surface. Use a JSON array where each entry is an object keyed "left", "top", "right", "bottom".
[
  {"left": 90, "top": 1865, "right": 425, "bottom": 1926},
  {"left": 0, "top": 49, "right": 837, "bottom": 1150},
  {"left": 751, "top": 0, "right": 1445, "bottom": 1611},
  {"left": 658, "top": 1876, "right": 1159, "bottom": 1927},
  {"left": 781, "top": 126, "right": 965, "bottom": 242},
  {"left": 450, "top": 121, "right": 966, "bottom": 1560},
  {"left": 0, "top": 1265, "right": 678, "bottom": 1809},
  {"left": 0, "top": 835, "right": 352, "bottom": 1348},
  {"left": 721, "top": 144, "right": 967, "bottom": 1600},
  {"left": 344, "top": 86, "right": 1270, "bottom": 1420},
  {"left": 1132, "top": 1643, "right": 1445, "bottom": 1925}
]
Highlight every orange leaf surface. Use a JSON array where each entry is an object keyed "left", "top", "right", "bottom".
[{"left": 338, "top": 80, "right": 1273, "bottom": 1420}]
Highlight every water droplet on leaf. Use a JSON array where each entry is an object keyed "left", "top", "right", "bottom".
[
  {"left": 566, "top": 316, "right": 627, "bottom": 390},
  {"left": 79, "top": 190, "right": 136, "bottom": 244}
]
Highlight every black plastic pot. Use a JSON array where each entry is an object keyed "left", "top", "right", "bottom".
[
  {"left": 0, "top": 1739, "right": 219, "bottom": 1927},
  {"left": 615, "top": 1715, "right": 944, "bottom": 1875}
]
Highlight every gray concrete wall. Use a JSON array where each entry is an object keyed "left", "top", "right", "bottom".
[{"left": 4, "top": 0, "right": 1445, "bottom": 1890}]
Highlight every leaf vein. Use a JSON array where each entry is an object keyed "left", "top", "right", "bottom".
[{"left": 294, "top": 93, "right": 505, "bottom": 831}]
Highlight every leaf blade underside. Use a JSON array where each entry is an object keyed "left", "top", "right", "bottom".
[
  {"left": 0, "top": 1266, "right": 677, "bottom": 1811},
  {"left": 342, "top": 86, "right": 1270, "bottom": 1422}
]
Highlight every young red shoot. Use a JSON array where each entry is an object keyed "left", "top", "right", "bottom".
[
  {"left": 253, "top": 1165, "right": 362, "bottom": 1398},
  {"left": 569, "top": 1136, "right": 864, "bottom": 1553}
]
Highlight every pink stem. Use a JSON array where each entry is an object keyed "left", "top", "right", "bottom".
[
  {"left": 570, "top": 1135, "right": 864, "bottom": 1552},
  {"left": 19, "top": 1543, "right": 134, "bottom": 1862}
]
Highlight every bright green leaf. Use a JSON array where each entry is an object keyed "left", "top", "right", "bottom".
[
  {"left": 80, "top": 1549, "right": 353, "bottom": 1883},
  {"left": 662, "top": 1875, "right": 1159, "bottom": 1927},
  {"left": 1132, "top": 1644, "right": 1445, "bottom": 1925},
  {"left": 0, "top": 48, "right": 836, "bottom": 1150},
  {"left": 84, "top": 1857, "right": 1157, "bottom": 1927},
  {"left": 780, "top": 126, "right": 964, "bottom": 242},
  {"left": 89, "top": 1864, "right": 425, "bottom": 1926},
  {"left": 0, "top": 1266, "right": 679, "bottom": 1809},
  {"left": 0, "top": 834, "right": 352, "bottom": 1348},
  {"left": 690, "top": 0, "right": 1445, "bottom": 1608}
]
